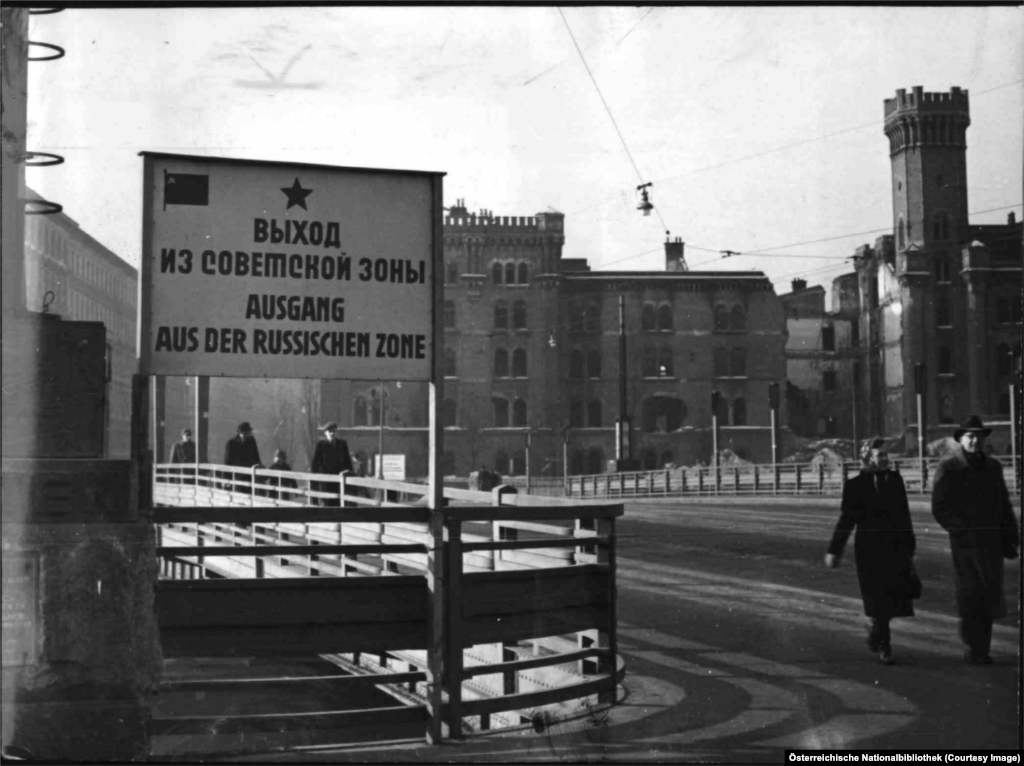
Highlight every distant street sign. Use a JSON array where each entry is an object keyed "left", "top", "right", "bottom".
[{"left": 139, "top": 153, "right": 443, "bottom": 380}]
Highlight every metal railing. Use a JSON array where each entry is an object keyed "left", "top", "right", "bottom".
[
  {"left": 565, "top": 456, "right": 1020, "bottom": 499},
  {"left": 152, "top": 464, "right": 624, "bottom": 743}
]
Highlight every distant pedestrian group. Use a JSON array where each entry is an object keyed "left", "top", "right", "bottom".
[{"left": 825, "top": 415, "right": 1019, "bottom": 666}]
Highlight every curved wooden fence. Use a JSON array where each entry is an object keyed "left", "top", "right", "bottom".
[{"left": 151, "top": 463, "right": 624, "bottom": 744}]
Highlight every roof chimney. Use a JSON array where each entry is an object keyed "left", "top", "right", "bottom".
[
  {"left": 791, "top": 278, "right": 807, "bottom": 293},
  {"left": 1009, "top": 211, "right": 1017, "bottom": 225},
  {"left": 665, "top": 237, "right": 687, "bottom": 272}
]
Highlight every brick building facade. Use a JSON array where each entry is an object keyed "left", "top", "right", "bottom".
[
  {"left": 851, "top": 87, "right": 1022, "bottom": 451},
  {"left": 319, "top": 206, "right": 789, "bottom": 478}
]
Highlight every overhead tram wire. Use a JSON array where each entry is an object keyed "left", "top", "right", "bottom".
[
  {"left": 567, "top": 78, "right": 1024, "bottom": 220},
  {"left": 557, "top": 7, "right": 673, "bottom": 240}
]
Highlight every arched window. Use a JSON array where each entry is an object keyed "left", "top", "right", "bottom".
[
  {"left": 939, "top": 345, "right": 952, "bottom": 374},
  {"left": 997, "top": 299, "right": 1010, "bottom": 324},
  {"left": 932, "top": 212, "right": 950, "bottom": 241},
  {"left": 642, "top": 347, "right": 657, "bottom": 377},
  {"left": 586, "top": 349, "right": 601, "bottom": 378},
  {"left": 517, "top": 262, "right": 529, "bottom": 284},
  {"left": 446, "top": 261, "right": 459, "bottom": 285},
  {"left": 714, "top": 347, "right": 729, "bottom": 377},
  {"left": 569, "top": 349, "right": 585, "bottom": 379},
  {"left": 731, "top": 347, "right": 747, "bottom": 377},
  {"left": 657, "top": 304, "right": 673, "bottom": 331},
  {"left": 936, "top": 295, "right": 951, "bottom": 326},
  {"left": 997, "top": 343, "right": 1011, "bottom": 376},
  {"left": 587, "top": 399, "right": 602, "bottom": 427},
  {"left": 714, "top": 304, "right": 729, "bottom": 331},
  {"left": 442, "top": 450, "right": 457, "bottom": 476},
  {"left": 570, "top": 451, "right": 586, "bottom": 476},
  {"left": 443, "top": 300, "right": 456, "bottom": 329},
  {"left": 897, "top": 218, "right": 906, "bottom": 250},
  {"left": 512, "top": 398, "right": 528, "bottom": 427},
  {"left": 493, "top": 398, "right": 509, "bottom": 427},
  {"left": 443, "top": 348, "right": 457, "bottom": 377},
  {"left": 661, "top": 450, "right": 674, "bottom": 467},
  {"left": 505, "top": 263, "right": 516, "bottom": 285},
  {"left": 935, "top": 257, "right": 951, "bottom": 282},
  {"left": 512, "top": 348, "right": 528, "bottom": 377},
  {"left": 492, "top": 262, "right": 503, "bottom": 284},
  {"left": 495, "top": 451, "right": 509, "bottom": 475},
  {"left": 641, "top": 303, "right": 656, "bottom": 332},
  {"left": 442, "top": 398, "right": 457, "bottom": 427},
  {"left": 730, "top": 305, "right": 746, "bottom": 331},
  {"left": 494, "top": 300, "right": 508, "bottom": 330},
  {"left": 512, "top": 300, "right": 527, "bottom": 328},
  {"left": 821, "top": 325, "right": 835, "bottom": 351},
  {"left": 586, "top": 448, "right": 604, "bottom": 475},
  {"left": 494, "top": 348, "right": 509, "bottom": 377},
  {"left": 569, "top": 399, "right": 584, "bottom": 427},
  {"left": 353, "top": 397, "right": 368, "bottom": 426},
  {"left": 732, "top": 398, "right": 747, "bottom": 426},
  {"left": 584, "top": 301, "right": 601, "bottom": 333},
  {"left": 569, "top": 301, "right": 585, "bottom": 333},
  {"left": 659, "top": 347, "right": 674, "bottom": 377},
  {"left": 512, "top": 450, "right": 526, "bottom": 476}
]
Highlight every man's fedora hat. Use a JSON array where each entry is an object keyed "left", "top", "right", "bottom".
[
  {"left": 953, "top": 414, "right": 992, "bottom": 441},
  {"left": 320, "top": 422, "right": 338, "bottom": 431},
  {"left": 237, "top": 422, "right": 253, "bottom": 433}
]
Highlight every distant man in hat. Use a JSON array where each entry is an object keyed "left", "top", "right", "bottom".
[
  {"left": 169, "top": 427, "right": 196, "bottom": 483},
  {"left": 931, "top": 415, "right": 1020, "bottom": 665},
  {"left": 310, "top": 422, "right": 352, "bottom": 506},
  {"left": 224, "top": 422, "right": 263, "bottom": 494}
]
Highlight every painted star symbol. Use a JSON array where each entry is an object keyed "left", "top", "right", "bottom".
[{"left": 281, "top": 177, "right": 313, "bottom": 210}]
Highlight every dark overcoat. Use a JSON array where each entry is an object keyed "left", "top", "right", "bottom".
[
  {"left": 170, "top": 440, "right": 196, "bottom": 464},
  {"left": 931, "top": 448, "right": 1020, "bottom": 621},
  {"left": 223, "top": 436, "right": 262, "bottom": 468},
  {"left": 310, "top": 438, "right": 353, "bottom": 502},
  {"left": 828, "top": 469, "right": 917, "bottom": 618}
]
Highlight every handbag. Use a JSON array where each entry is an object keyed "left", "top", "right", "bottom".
[{"left": 906, "top": 561, "right": 922, "bottom": 600}]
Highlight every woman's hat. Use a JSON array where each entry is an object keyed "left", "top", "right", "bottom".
[{"left": 953, "top": 414, "right": 991, "bottom": 441}]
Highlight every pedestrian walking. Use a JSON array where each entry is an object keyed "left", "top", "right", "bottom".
[
  {"left": 169, "top": 427, "right": 196, "bottom": 483},
  {"left": 223, "top": 422, "right": 262, "bottom": 494},
  {"left": 825, "top": 438, "right": 918, "bottom": 665},
  {"left": 310, "top": 422, "right": 352, "bottom": 506},
  {"left": 931, "top": 415, "right": 1020, "bottom": 665},
  {"left": 268, "top": 449, "right": 298, "bottom": 501}
]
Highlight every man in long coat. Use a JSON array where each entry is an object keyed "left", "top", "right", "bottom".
[
  {"left": 223, "top": 422, "right": 262, "bottom": 494},
  {"left": 310, "top": 422, "right": 352, "bottom": 506},
  {"left": 931, "top": 415, "right": 1020, "bottom": 664}
]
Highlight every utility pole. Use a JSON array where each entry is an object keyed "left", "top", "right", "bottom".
[
  {"left": 615, "top": 295, "right": 631, "bottom": 468},
  {"left": 524, "top": 429, "right": 531, "bottom": 495},
  {"left": 914, "top": 363, "right": 925, "bottom": 490},
  {"left": 711, "top": 390, "right": 721, "bottom": 493},
  {"left": 1010, "top": 382, "right": 1019, "bottom": 495},
  {"left": 769, "top": 382, "right": 780, "bottom": 488},
  {"left": 377, "top": 380, "right": 385, "bottom": 478}
]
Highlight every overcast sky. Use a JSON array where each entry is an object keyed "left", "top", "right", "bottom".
[{"left": 26, "top": 6, "right": 1022, "bottom": 305}]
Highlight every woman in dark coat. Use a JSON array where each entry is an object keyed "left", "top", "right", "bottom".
[
  {"left": 931, "top": 415, "right": 1020, "bottom": 665},
  {"left": 826, "top": 438, "right": 917, "bottom": 665}
]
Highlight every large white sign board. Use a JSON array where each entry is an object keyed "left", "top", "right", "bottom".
[{"left": 139, "top": 153, "right": 442, "bottom": 380}]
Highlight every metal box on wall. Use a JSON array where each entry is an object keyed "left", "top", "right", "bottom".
[{"left": 2, "top": 315, "right": 107, "bottom": 458}]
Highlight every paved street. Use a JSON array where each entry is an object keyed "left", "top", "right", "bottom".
[{"left": 231, "top": 496, "right": 1020, "bottom": 763}]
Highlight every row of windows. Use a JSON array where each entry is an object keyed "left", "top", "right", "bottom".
[
  {"left": 712, "top": 304, "right": 747, "bottom": 332},
  {"left": 29, "top": 222, "right": 135, "bottom": 307},
  {"left": 443, "top": 300, "right": 532, "bottom": 330},
  {"left": 493, "top": 261, "right": 529, "bottom": 285},
  {"left": 439, "top": 345, "right": 750, "bottom": 381}
]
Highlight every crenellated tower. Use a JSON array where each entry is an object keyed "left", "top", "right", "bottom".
[{"left": 884, "top": 86, "right": 970, "bottom": 254}]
